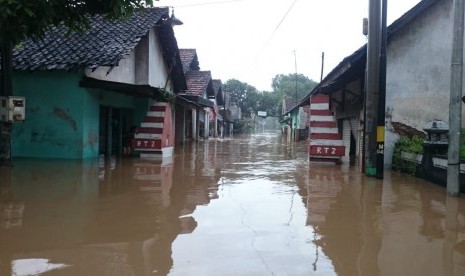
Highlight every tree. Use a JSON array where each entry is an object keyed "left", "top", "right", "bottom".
[
  {"left": 1, "top": 0, "right": 155, "bottom": 97},
  {"left": 0, "top": 0, "right": 154, "bottom": 164},
  {"left": 0, "top": 0, "right": 154, "bottom": 45},
  {"left": 257, "top": 91, "right": 281, "bottom": 117},
  {"left": 223, "top": 79, "right": 259, "bottom": 118},
  {"left": 223, "top": 78, "right": 290, "bottom": 119},
  {"left": 271, "top": 73, "right": 318, "bottom": 102}
]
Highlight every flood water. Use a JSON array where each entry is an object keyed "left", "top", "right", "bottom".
[{"left": 1, "top": 132, "right": 465, "bottom": 276}]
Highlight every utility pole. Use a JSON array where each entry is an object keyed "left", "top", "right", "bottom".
[
  {"left": 0, "top": 41, "right": 13, "bottom": 166},
  {"left": 365, "top": 0, "right": 382, "bottom": 177},
  {"left": 293, "top": 49, "right": 298, "bottom": 142},
  {"left": 447, "top": 0, "right": 464, "bottom": 197},
  {"left": 293, "top": 50, "right": 298, "bottom": 103},
  {"left": 320, "top": 52, "right": 325, "bottom": 82},
  {"left": 376, "top": 0, "right": 388, "bottom": 179}
]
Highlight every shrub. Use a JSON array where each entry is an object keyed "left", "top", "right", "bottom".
[{"left": 392, "top": 135, "right": 423, "bottom": 175}]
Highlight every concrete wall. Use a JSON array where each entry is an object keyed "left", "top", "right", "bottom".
[
  {"left": 331, "top": 79, "right": 364, "bottom": 164},
  {"left": 298, "top": 107, "right": 307, "bottom": 129},
  {"left": 385, "top": 0, "right": 454, "bottom": 167},
  {"left": 86, "top": 51, "right": 136, "bottom": 84},
  {"left": 148, "top": 29, "right": 171, "bottom": 90}
]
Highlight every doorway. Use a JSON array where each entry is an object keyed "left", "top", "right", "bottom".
[{"left": 99, "top": 106, "right": 133, "bottom": 156}]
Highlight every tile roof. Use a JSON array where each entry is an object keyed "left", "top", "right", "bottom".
[
  {"left": 183, "top": 70, "right": 213, "bottom": 97},
  {"left": 11, "top": 8, "right": 169, "bottom": 71},
  {"left": 212, "top": 79, "right": 224, "bottom": 105},
  {"left": 179, "top": 49, "right": 200, "bottom": 73},
  {"left": 282, "top": 98, "right": 299, "bottom": 115},
  {"left": 212, "top": 79, "right": 221, "bottom": 95},
  {"left": 392, "top": 121, "right": 426, "bottom": 138}
]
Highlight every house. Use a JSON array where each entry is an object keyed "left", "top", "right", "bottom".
[
  {"left": 211, "top": 79, "right": 224, "bottom": 137},
  {"left": 4, "top": 8, "right": 186, "bottom": 159},
  {"left": 176, "top": 49, "right": 215, "bottom": 142},
  {"left": 281, "top": 98, "right": 300, "bottom": 142},
  {"left": 294, "top": 0, "right": 455, "bottom": 167},
  {"left": 183, "top": 70, "right": 215, "bottom": 140}
]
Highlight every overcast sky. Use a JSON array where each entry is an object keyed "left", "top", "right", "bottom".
[{"left": 156, "top": 0, "right": 421, "bottom": 91}]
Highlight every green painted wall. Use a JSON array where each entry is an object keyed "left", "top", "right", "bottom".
[
  {"left": 290, "top": 109, "right": 299, "bottom": 130},
  {"left": 82, "top": 88, "right": 100, "bottom": 158},
  {"left": 11, "top": 71, "right": 149, "bottom": 159},
  {"left": 13, "top": 71, "right": 87, "bottom": 158}
]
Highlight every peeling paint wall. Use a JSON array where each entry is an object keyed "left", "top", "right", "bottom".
[
  {"left": 385, "top": 0, "right": 455, "bottom": 167},
  {"left": 11, "top": 71, "right": 149, "bottom": 159},
  {"left": 12, "top": 71, "right": 88, "bottom": 158}
]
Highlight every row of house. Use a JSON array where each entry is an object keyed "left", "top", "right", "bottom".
[
  {"left": 283, "top": 0, "right": 459, "bottom": 168},
  {"left": 0, "top": 7, "right": 226, "bottom": 160}
]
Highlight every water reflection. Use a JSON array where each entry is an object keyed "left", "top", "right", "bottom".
[
  {"left": 302, "top": 165, "right": 465, "bottom": 276},
  {"left": 0, "top": 133, "right": 465, "bottom": 275},
  {"left": 0, "top": 140, "right": 224, "bottom": 275}
]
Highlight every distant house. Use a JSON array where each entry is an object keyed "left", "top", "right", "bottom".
[
  {"left": 211, "top": 79, "right": 224, "bottom": 137},
  {"left": 281, "top": 98, "right": 301, "bottom": 142},
  {"left": 5, "top": 8, "right": 186, "bottom": 159},
  {"left": 295, "top": 0, "right": 454, "bottom": 167},
  {"left": 176, "top": 49, "right": 214, "bottom": 141}
]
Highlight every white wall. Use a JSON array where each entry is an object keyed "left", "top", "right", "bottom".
[
  {"left": 85, "top": 28, "right": 170, "bottom": 91},
  {"left": 85, "top": 51, "right": 136, "bottom": 84},
  {"left": 148, "top": 29, "right": 171, "bottom": 90},
  {"left": 386, "top": 0, "right": 453, "bottom": 131},
  {"left": 385, "top": 0, "right": 455, "bottom": 167}
]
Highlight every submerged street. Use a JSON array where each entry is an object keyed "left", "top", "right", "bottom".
[{"left": 1, "top": 132, "right": 465, "bottom": 275}]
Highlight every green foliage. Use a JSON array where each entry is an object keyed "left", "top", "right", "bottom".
[
  {"left": 0, "top": 0, "right": 153, "bottom": 43},
  {"left": 256, "top": 90, "right": 281, "bottom": 117},
  {"left": 392, "top": 135, "right": 424, "bottom": 175},
  {"left": 272, "top": 73, "right": 317, "bottom": 102},
  {"left": 233, "top": 118, "right": 254, "bottom": 133},
  {"left": 223, "top": 79, "right": 258, "bottom": 117},
  {"left": 156, "top": 89, "right": 176, "bottom": 103},
  {"left": 222, "top": 74, "right": 317, "bottom": 120}
]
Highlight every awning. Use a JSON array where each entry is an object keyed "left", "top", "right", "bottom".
[{"left": 79, "top": 76, "right": 162, "bottom": 98}]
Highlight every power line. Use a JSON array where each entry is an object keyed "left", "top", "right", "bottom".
[
  {"left": 159, "top": 0, "right": 243, "bottom": 8},
  {"left": 248, "top": 0, "right": 299, "bottom": 70}
]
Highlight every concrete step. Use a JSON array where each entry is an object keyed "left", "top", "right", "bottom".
[
  {"left": 310, "top": 133, "right": 342, "bottom": 140},
  {"left": 136, "top": 127, "right": 163, "bottom": 134},
  {"left": 144, "top": 117, "right": 164, "bottom": 123},
  {"left": 140, "top": 122, "right": 163, "bottom": 128},
  {"left": 308, "top": 121, "right": 337, "bottom": 128},
  {"left": 310, "top": 127, "right": 339, "bottom": 134}
]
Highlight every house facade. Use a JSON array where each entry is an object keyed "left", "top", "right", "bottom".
[
  {"left": 296, "top": 0, "right": 456, "bottom": 168},
  {"left": 176, "top": 49, "right": 215, "bottom": 142},
  {"left": 385, "top": 0, "right": 458, "bottom": 167},
  {"left": 6, "top": 8, "right": 186, "bottom": 159},
  {"left": 210, "top": 79, "right": 224, "bottom": 137}
]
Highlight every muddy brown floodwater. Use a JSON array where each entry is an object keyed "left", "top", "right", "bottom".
[{"left": 1, "top": 132, "right": 465, "bottom": 275}]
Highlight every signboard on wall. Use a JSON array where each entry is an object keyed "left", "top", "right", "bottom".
[
  {"left": 309, "top": 145, "right": 345, "bottom": 156},
  {"left": 257, "top": 111, "right": 267, "bottom": 117}
]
